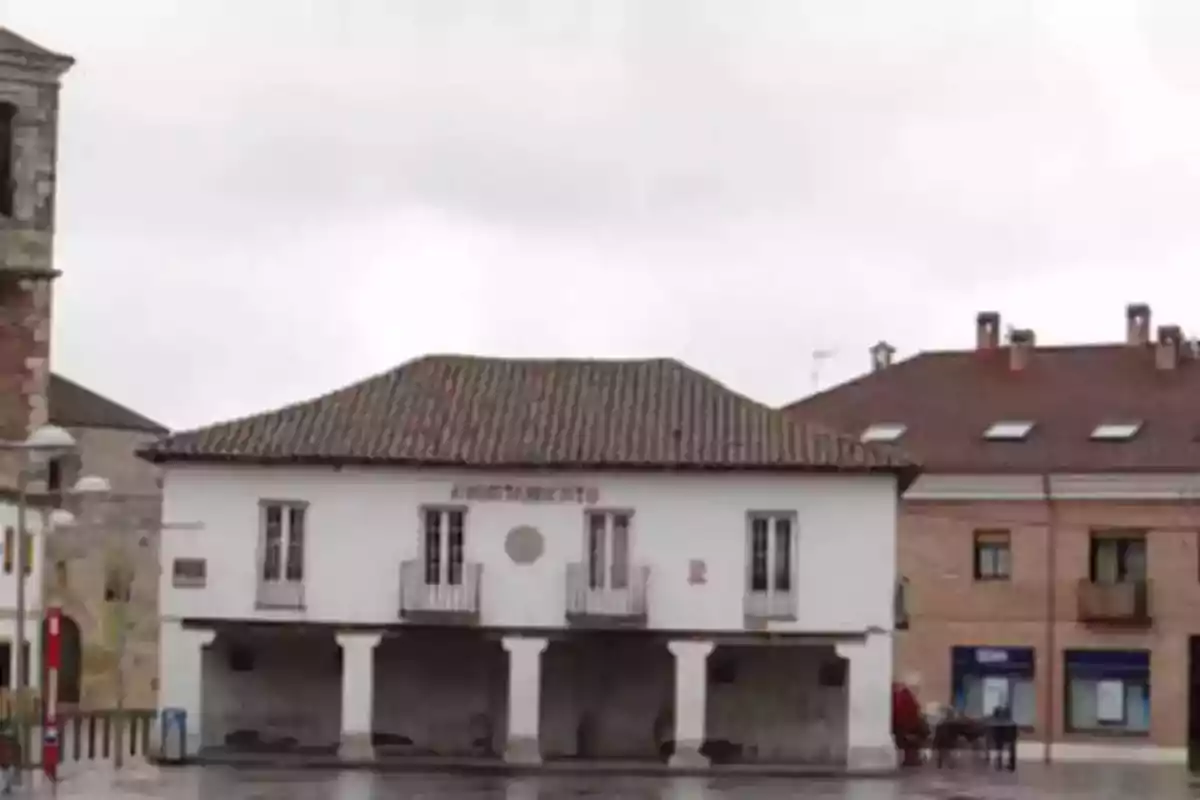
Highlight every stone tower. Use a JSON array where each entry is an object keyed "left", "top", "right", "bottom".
[{"left": 0, "top": 29, "right": 73, "bottom": 484}]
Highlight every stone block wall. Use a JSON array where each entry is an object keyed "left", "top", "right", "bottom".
[
  {"left": 0, "top": 44, "right": 71, "bottom": 490},
  {"left": 42, "top": 429, "right": 164, "bottom": 711},
  {"left": 46, "top": 490, "right": 161, "bottom": 710}
]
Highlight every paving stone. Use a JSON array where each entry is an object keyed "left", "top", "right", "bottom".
[{"left": 20, "top": 763, "right": 1200, "bottom": 799}]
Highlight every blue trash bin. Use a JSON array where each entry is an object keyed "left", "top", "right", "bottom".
[{"left": 159, "top": 708, "right": 188, "bottom": 764}]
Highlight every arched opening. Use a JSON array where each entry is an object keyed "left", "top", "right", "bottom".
[{"left": 42, "top": 614, "right": 82, "bottom": 705}]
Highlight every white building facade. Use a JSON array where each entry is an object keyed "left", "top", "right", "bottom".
[{"left": 145, "top": 355, "right": 916, "bottom": 770}]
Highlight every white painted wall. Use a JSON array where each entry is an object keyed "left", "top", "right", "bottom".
[
  {"left": 0, "top": 499, "right": 50, "bottom": 690},
  {"left": 0, "top": 499, "right": 48, "bottom": 614},
  {"left": 159, "top": 466, "right": 898, "bottom": 634}
]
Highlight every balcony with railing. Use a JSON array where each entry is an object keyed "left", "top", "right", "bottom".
[
  {"left": 256, "top": 578, "right": 305, "bottom": 610},
  {"left": 744, "top": 587, "right": 797, "bottom": 621},
  {"left": 399, "top": 559, "right": 482, "bottom": 620},
  {"left": 1076, "top": 579, "right": 1151, "bottom": 626},
  {"left": 565, "top": 562, "right": 649, "bottom": 624}
]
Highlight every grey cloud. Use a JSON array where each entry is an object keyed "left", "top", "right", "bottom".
[{"left": 9, "top": 0, "right": 1200, "bottom": 428}]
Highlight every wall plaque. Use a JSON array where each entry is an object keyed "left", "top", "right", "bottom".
[
  {"left": 451, "top": 484, "right": 600, "bottom": 504},
  {"left": 688, "top": 559, "right": 707, "bottom": 585}
]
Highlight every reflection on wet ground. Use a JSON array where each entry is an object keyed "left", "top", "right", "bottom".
[{"left": 32, "top": 763, "right": 1200, "bottom": 799}]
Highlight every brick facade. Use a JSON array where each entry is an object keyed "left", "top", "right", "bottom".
[{"left": 898, "top": 497, "right": 1200, "bottom": 751}]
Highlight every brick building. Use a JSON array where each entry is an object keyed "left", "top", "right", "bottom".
[
  {"left": 0, "top": 29, "right": 167, "bottom": 709},
  {"left": 785, "top": 304, "right": 1200, "bottom": 764}
]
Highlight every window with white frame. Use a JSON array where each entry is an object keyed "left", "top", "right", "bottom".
[
  {"left": 747, "top": 512, "right": 795, "bottom": 593},
  {"left": 585, "top": 510, "right": 631, "bottom": 590},
  {"left": 260, "top": 501, "right": 306, "bottom": 584},
  {"left": 422, "top": 507, "right": 466, "bottom": 585}
]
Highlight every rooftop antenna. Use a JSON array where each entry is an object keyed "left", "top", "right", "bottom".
[{"left": 811, "top": 348, "right": 837, "bottom": 391}]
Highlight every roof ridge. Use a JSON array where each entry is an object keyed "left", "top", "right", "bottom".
[
  {"left": 782, "top": 351, "right": 933, "bottom": 413},
  {"left": 424, "top": 353, "right": 680, "bottom": 366}
]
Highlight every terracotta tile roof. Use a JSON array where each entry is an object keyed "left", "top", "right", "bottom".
[
  {"left": 140, "top": 354, "right": 918, "bottom": 481},
  {"left": 49, "top": 374, "right": 168, "bottom": 434},
  {"left": 783, "top": 343, "right": 1200, "bottom": 473}
]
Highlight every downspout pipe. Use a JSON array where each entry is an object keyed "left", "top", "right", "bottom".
[{"left": 1042, "top": 473, "right": 1057, "bottom": 764}]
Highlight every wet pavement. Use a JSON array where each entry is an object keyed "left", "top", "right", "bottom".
[{"left": 24, "top": 763, "right": 1200, "bottom": 799}]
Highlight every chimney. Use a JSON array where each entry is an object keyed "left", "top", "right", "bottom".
[
  {"left": 1009, "top": 328, "right": 1035, "bottom": 371},
  {"left": 976, "top": 311, "right": 1001, "bottom": 350},
  {"left": 869, "top": 340, "right": 896, "bottom": 372},
  {"left": 1126, "top": 303, "right": 1151, "bottom": 346},
  {"left": 1156, "top": 325, "right": 1182, "bottom": 370}
]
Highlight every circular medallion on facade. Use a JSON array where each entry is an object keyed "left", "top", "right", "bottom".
[{"left": 505, "top": 525, "right": 544, "bottom": 565}]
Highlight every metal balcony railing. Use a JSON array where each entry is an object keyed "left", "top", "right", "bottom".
[
  {"left": 1076, "top": 579, "right": 1151, "bottom": 625},
  {"left": 744, "top": 587, "right": 797, "bottom": 621},
  {"left": 256, "top": 578, "right": 305, "bottom": 610},
  {"left": 399, "top": 559, "right": 482, "bottom": 618},
  {"left": 565, "top": 562, "right": 649, "bottom": 622}
]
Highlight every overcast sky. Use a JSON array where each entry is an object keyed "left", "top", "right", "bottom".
[{"left": 6, "top": 0, "right": 1200, "bottom": 430}]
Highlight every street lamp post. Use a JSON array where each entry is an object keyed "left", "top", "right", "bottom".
[
  {"left": 8, "top": 425, "right": 76, "bottom": 764},
  {"left": 42, "top": 506, "right": 76, "bottom": 785}
]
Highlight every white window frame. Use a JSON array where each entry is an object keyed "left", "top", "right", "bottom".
[
  {"left": 583, "top": 509, "right": 633, "bottom": 590},
  {"left": 746, "top": 511, "right": 797, "bottom": 596},
  {"left": 258, "top": 500, "right": 307, "bottom": 586},
  {"left": 419, "top": 505, "right": 468, "bottom": 586}
]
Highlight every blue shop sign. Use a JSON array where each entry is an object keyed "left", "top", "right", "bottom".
[
  {"left": 952, "top": 645, "right": 1035, "bottom": 674},
  {"left": 1064, "top": 649, "right": 1149, "bottom": 679}
]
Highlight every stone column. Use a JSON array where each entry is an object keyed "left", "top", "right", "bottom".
[
  {"left": 502, "top": 635, "right": 547, "bottom": 764},
  {"left": 836, "top": 634, "right": 897, "bottom": 771},
  {"left": 157, "top": 621, "right": 215, "bottom": 757},
  {"left": 668, "top": 639, "right": 714, "bottom": 767},
  {"left": 337, "top": 632, "right": 382, "bottom": 760}
]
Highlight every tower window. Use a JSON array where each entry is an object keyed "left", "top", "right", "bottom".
[{"left": 0, "top": 102, "right": 15, "bottom": 218}]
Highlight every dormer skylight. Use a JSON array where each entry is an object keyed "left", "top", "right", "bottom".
[
  {"left": 1091, "top": 422, "right": 1142, "bottom": 441},
  {"left": 983, "top": 421, "right": 1035, "bottom": 441},
  {"left": 861, "top": 423, "right": 907, "bottom": 443}
]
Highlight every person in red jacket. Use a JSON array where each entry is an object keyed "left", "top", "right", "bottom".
[{"left": 892, "top": 682, "right": 928, "bottom": 767}]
